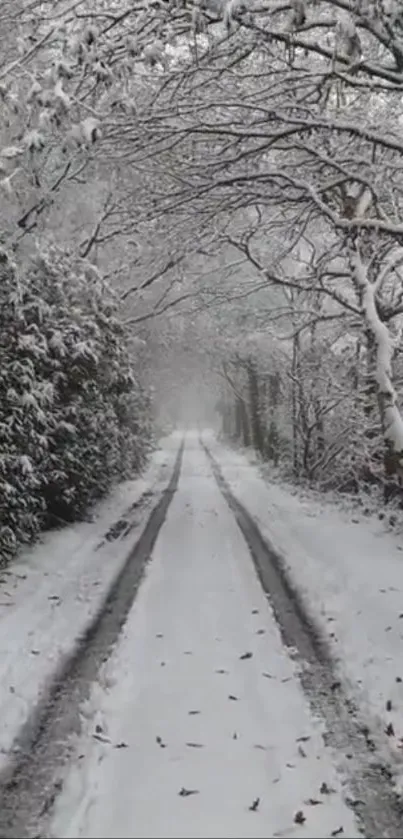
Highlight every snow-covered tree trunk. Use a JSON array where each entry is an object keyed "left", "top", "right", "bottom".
[
  {"left": 247, "top": 359, "right": 265, "bottom": 455},
  {"left": 351, "top": 248, "right": 403, "bottom": 479}
]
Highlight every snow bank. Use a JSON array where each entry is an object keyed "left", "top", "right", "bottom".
[
  {"left": 207, "top": 434, "right": 403, "bottom": 783},
  {"left": 0, "top": 435, "right": 180, "bottom": 773}
]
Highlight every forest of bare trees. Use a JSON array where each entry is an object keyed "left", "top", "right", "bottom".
[{"left": 2, "top": 0, "right": 403, "bottom": 559}]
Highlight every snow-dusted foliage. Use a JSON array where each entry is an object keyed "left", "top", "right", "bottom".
[{"left": 0, "top": 247, "right": 151, "bottom": 563}]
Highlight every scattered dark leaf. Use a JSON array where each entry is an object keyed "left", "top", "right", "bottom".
[
  {"left": 215, "top": 669, "right": 227, "bottom": 674},
  {"left": 251, "top": 609, "right": 259, "bottom": 614},
  {"left": 366, "top": 738, "right": 376, "bottom": 751},
  {"left": 156, "top": 633, "right": 163, "bottom": 638},
  {"left": 294, "top": 810, "right": 306, "bottom": 824},
  {"left": 186, "top": 742, "right": 204, "bottom": 748},
  {"left": 228, "top": 694, "right": 238, "bottom": 701},
  {"left": 233, "top": 732, "right": 238, "bottom": 740},
  {"left": 179, "top": 787, "right": 199, "bottom": 797},
  {"left": 345, "top": 797, "right": 364, "bottom": 808},
  {"left": 359, "top": 725, "right": 370, "bottom": 738},
  {"left": 298, "top": 745, "right": 307, "bottom": 758},
  {"left": 188, "top": 710, "right": 200, "bottom": 715},
  {"left": 386, "top": 699, "right": 392, "bottom": 711},
  {"left": 331, "top": 828, "right": 344, "bottom": 837},
  {"left": 320, "top": 782, "right": 335, "bottom": 795},
  {"left": 156, "top": 736, "right": 166, "bottom": 748},
  {"left": 281, "top": 677, "right": 292, "bottom": 683},
  {"left": 305, "top": 798, "right": 322, "bottom": 806},
  {"left": 31, "top": 649, "right": 40, "bottom": 656},
  {"left": 115, "top": 741, "right": 128, "bottom": 749},
  {"left": 256, "top": 629, "right": 265, "bottom": 635},
  {"left": 9, "top": 686, "right": 15, "bottom": 694},
  {"left": 385, "top": 626, "right": 392, "bottom": 632},
  {"left": 296, "top": 736, "right": 310, "bottom": 743},
  {"left": 240, "top": 652, "right": 253, "bottom": 660},
  {"left": 95, "top": 724, "right": 103, "bottom": 734},
  {"left": 286, "top": 762, "right": 295, "bottom": 768},
  {"left": 249, "top": 797, "right": 260, "bottom": 812},
  {"left": 92, "top": 733, "right": 110, "bottom": 744},
  {"left": 396, "top": 677, "right": 402, "bottom": 683},
  {"left": 376, "top": 762, "right": 393, "bottom": 779},
  {"left": 262, "top": 672, "right": 273, "bottom": 679},
  {"left": 184, "top": 651, "right": 192, "bottom": 655},
  {"left": 385, "top": 722, "right": 395, "bottom": 736},
  {"left": 48, "top": 595, "right": 60, "bottom": 601},
  {"left": 254, "top": 744, "right": 267, "bottom": 750}
]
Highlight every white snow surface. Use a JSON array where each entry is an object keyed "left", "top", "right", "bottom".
[
  {"left": 205, "top": 433, "right": 403, "bottom": 782},
  {"left": 0, "top": 435, "right": 179, "bottom": 773},
  {"left": 51, "top": 435, "right": 359, "bottom": 839}
]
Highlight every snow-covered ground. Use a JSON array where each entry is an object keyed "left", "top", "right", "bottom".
[
  {"left": 51, "top": 436, "right": 359, "bottom": 839},
  {"left": 206, "top": 434, "right": 403, "bottom": 784},
  {"left": 0, "top": 435, "right": 180, "bottom": 774}
]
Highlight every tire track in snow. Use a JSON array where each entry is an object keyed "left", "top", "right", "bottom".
[
  {"left": 0, "top": 440, "right": 185, "bottom": 839},
  {"left": 202, "top": 437, "right": 403, "bottom": 839}
]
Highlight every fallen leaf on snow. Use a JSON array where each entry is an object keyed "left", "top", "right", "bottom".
[
  {"left": 304, "top": 798, "right": 322, "bottom": 806},
  {"left": 188, "top": 710, "right": 200, "bottom": 715},
  {"left": 331, "top": 828, "right": 344, "bottom": 837},
  {"left": 298, "top": 745, "right": 307, "bottom": 758},
  {"left": 186, "top": 742, "right": 204, "bottom": 748},
  {"left": 115, "top": 741, "right": 128, "bottom": 749},
  {"left": 385, "top": 722, "right": 395, "bottom": 736},
  {"left": 179, "top": 788, "right": 199, "bottom": 797},
  {"left": 92, "top": 733, "right": 111, "bottom": 744},
  {"left": 228, "top": 694, "right": 238, "bottom": 701},
  {"left": 249, "top": 797, "right": 260, "bottom": 812},
  {"left": 320, "top": 782, "right": 336, "bottom": 795},
  {"left": 240, "top": 652, "right": 253, "bottom": 660},
  {"left": 294, "top": 810, "right": 306, "bottom": 824}
]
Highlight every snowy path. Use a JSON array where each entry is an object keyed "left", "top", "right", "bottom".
[{"left": 52, "top": 435, "right": 359, "bottom": 839}]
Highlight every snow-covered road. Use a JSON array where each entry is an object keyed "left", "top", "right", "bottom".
[{"left": 52, "top": 435, "right": 359, "bottom": 839}]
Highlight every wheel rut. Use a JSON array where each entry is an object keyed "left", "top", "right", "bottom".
[
  {"left": 202, "top": 437, "right": 403, "bottom": 839},
  {"left": 0, "top": 440, "right": 184, "bottom": 839}
]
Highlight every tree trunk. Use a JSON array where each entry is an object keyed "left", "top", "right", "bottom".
[
  {"left": 247, "top": 360, "right": 264, "bottom": 455},
  {"left": 352, "top": 249, "right": 403, "bottom": 480},
  {"left": 291, "top": 332, "right": 300, "bottom": 476}
]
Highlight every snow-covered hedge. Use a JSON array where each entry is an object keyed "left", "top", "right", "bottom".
[{"left": 0, "top": 246, "right": 152, "bottom": 563}]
